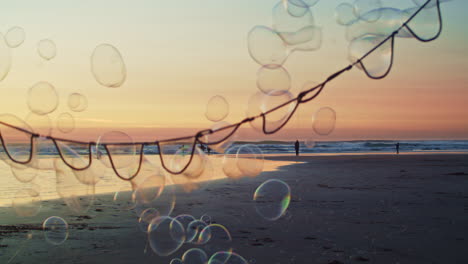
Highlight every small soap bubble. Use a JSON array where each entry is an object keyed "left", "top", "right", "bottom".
[
  {"left": 200, "top": 214, "right": 212, "bottom": 224},
  {"left": 312, "top": 107, "right": 336, "bottom": 136},
  {"left": 12, "top": 187, "right": 42, "bottom": 217},
  {"left": 182, "top": 248, "right": 208, "bottom": 264},
  {"left": 27, "top": 82, "right": 59, "bottom": 115},
  {"left": 208, "top": 252, "right": 249, "bottom": 264},
  {"left": 56, "top": 113, "right": 75, "bottom": 133},
  {"left": 248, "top": 26, "right": 289, "bottom": 68},
  {"left": 148, "top": 216, "right": 185, "bottom": 256},
  {"left": 222, "top": 146, "right": 244, "bottom": 179},
  {"left": 284, "top": 0, "right": 309, "bottom": 18},
  {"left": 42, "top": 216, "right": 68, "bottom": 245},
  {"left": 254, "top": 179, "right": 291, "bottom": 221},
  {"left": 353, "top": 0, "right": 383, "bottom": 22},
  {"left": 173, "top": 214, "right": 196, "bottom": 242},
  {"left": 205, "top": 95, "right": 229, "bottom": 122},
  {"left": 5, "top": 26, "right": 25, "bottom": 48},
  {"left": 68, "top": 93, "right": 88, "bottom": 112},
  {"left": 187, "top": 220, "right": 208, "bottom": 243},
  {"left": 91, "top": 43, "right": 126, "bottom": 88},
  {"left": 256, "top": 66, "right": 291, "bottom": 95},
  {"left": 138, "top": 208, "right": 160, "bottom": 233},
  {"left": 37, "top": 39, "right": 56, "bottom": 60},
  {"left": 170, "top": 258, "right": 183, "bottom": 264},
  {"left": 336, "top": 3, "right": 357, "bottom": 26}
]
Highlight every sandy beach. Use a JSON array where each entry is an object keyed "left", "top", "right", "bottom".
[{"left": 0, "top": 153, "right": 467, "bottom": 264}]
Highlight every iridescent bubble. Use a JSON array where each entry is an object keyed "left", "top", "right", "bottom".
[
  {"left": 353, "top": 0, "right": 382, "bottom": 22},
  {"left": 200, "top": 214, "right": 212, "bottom": 224},
  {"left": 304, "top": 139, "right": 315, "bottom": 148},
  {"left": 27, "top": 82, "right": 59, "bottom": 115},
  {"left": 25, "top": 112, "right": 52, "bottom": 136},
  {"left": 113, "top": 185, "right": 136, "bottom": 210},
  {"left": 5, "top": 26, "right": 25, "bottom": 48},
  {"left": 208, "top": 251, "right": 249, "bottom": 264},
  {"left": 173, "top": 214, "right": 196, "bottom": 242},
  {"left": 205, "top": 95, "right": 229, "bottom": 122},
  {"left": 197, "top": 224, "right": 233, "bottom": 257},
  {"left": 182, "top": 248, "right": 208, "bottom": 264},
  {"left": 236, "top": 144, "right": 264, "bottom": 178},
  {"left": 91, "top": 43, "right": 126, "bottom": 88},
  {"left": 256, "top": 66, "right": 291, "bottom": 95},
  {"left": 37, "top": 39, "right": 56, "bottom": 60},
  {"left": 138, "top": 208, "right": 160, "bottom": 233},
  {"left": 56, "top": 113, "right": 75, "bottom": 133},
  {"left": 170, "top": 258, "right": 183, "bottom": 264},
  {"left": 335, "top": 3, "right": 357, "bottom": 26},
  {"left": 247, "top": 25, "right": 288, "bottom": 68},
  {"left": 42, "top": 216, "right": 68, "bottom": 245},
  {"left": 222, "top": 146, "right": 243, "bottom": 179},
  {"left": 68, "top": 93, "right": 88, "bottom": 112},
  {"left": 0, "top": 32, "right": 11, "bottom": 82},
  {"left": 348, "top": 34, "right": 393, "bottom": 78},
  {"left": 312, "top": 107, "right": 336, "bottom": 136},
  {"left": 55, "top": 159, "right": 95, "bottom": 214},
  {"left": 186, "top": 220, "right": 208, "bottom": 244},
  {"left": 254, "top": 179, "right": 291, "bottom": 221},
  {"left": 96, "top": 131, "right": 141, "bottom": 180},
  {"left": 148, "top": 216, "right": 185, "bottom": 256},
  {"left": 12, "top": 187, "right": 41, "bottom": 217}
]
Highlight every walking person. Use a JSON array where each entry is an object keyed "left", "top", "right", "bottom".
[
  {"left": 294, "top": 140, "right": 300, "bottom": 156},
  {"left": 395, "top": 142, "right": 400, "bottom": 155}
]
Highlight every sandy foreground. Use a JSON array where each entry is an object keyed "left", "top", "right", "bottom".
[{"left": 0, "top": 153, "right": 467, "bottom": 263}]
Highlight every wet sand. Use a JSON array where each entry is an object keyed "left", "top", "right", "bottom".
[{"left": 1, "top": 154, "right": 467, "bottom": 263}]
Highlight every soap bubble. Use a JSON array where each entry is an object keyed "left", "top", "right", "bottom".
[
  {"left": 42, "top": 216, "right": 68, "bottom": 245},
  {"left": 138, "top": 208, "right": 160, "bottom": 233},
  {"left": 272, "top": 1, "right": 314, "bottom": 34},
  {"left": 5, "top": 26, "right": 25, "bottom": 48},
  {"left": 278, "top": 25, "right": 322, "bottom": 52},
  {"left": 236, "top": 144, "right": 264, "bottom": 178},
  {"left": 27, "top": 82, "right": 59, "bottom": 115},
  {"left": 348, "top": 34, "right": 393, "bottom": 78},
  {"left": 25, "top": 112, "right": 52, "bottom": 136},
  {"left": 148, "top": 216, "right": 185, "bottom": 256},
  {"left": 0, "top": 32, "right": 11, "bottom": 82},
  {"left": 187, "top": 220, "right": 208, "bottom": 243},
  {"left": 56, "top": 113, "right": 75, "bottom": 133},
  {"left": 312, "top": 107, "right": 336, "bottom": 136},
  {"left": 248, "top": 26, "right": 289, "bottom": 68},
  {"left": 173, "top": 214, "right": 196, "bottom": 242},
  {"left": 353, "top": 0, "right": 383, "bottom": 22},
  {"left": 37, "top": 39, "right": 56, "bottom": 60},
  {"left": 284, "top": 0, "right": 309, "bottom": 17},
  {"left": 91, "top": 43, "right": 126, "bottom": 88},
  {"left": 205, "top": 95, "right": 229, "bottom": 122},
  {"left": 208, "top": 251, "right": 249, "bottom": 264},
  {"left": 182, "top": 248, "right": 208, "bottom": 264},
  {"left": 197, "top": 224, "right": 233, "bottom": 257},
  {"left": 200, "top": 214, "right": 212, "bottom": 224},
  {"left": 12, "top": 187, "right": 41, "bottom": 217},
  {"left": 222, "top": 146, "right": 244, "bottom": 179},
  {"left": 256, "top": 66, "right": 291, "bottom": 95},
  {"left": 171, "top": 147, "right": 207, "bottom": 179},
  {"left": 134, "top": 173, "right": 165, "bottom": 204},
  {"left": 336, "top": 3, "right": 357, "bottom": 26},
  {"left": 304, "top": 139, "right": 315, "bottom": 148},
  {"left": 113, "top": 184, "right": 136, "bottom": 210},
  {"left": 10, "top": 156, "right": 37, "bottom": 183},
  {"left": 254, "top": 179, "right": 291, "bottom": 221},
  {"left": 68, "top": 93, "right": 88, "bottom": 112},
  {"left": 170, "top": 258, "right": 183, "bottom": 264}
]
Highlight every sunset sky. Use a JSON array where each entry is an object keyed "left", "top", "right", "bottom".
[{"left": 0, "top": 0, "right": 466, "bottom": 141}]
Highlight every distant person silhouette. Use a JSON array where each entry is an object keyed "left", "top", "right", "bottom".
[
  {"left": 207, "top": 147, "right": 211, "bottom": 155},
  {"left": 395, "top": 142, "right": 400, "bottom": 155},
  {"left": 294, "top": 140, "right": 300, "bottom": 156}
]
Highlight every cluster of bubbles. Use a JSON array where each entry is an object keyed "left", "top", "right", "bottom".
[{"left": 335, "top": 0, "right": 445, "bottom": 78}]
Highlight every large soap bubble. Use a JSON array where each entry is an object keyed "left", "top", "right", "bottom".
[
  {"left": 5, "top": 26, "right": 25, "bottom": 48},
  {"left": 91, "top": 43, "right": 127, "bottom": 88},
  {"left": 37, "top": 39, "right": 57, "bottom": 60},
  {"left": 0, "top": 33, "right": 11, "bottom": 82},
  {"left": 256, "top": 66, "right": 291, "bottom": 95},
  {"left": 254, "top": 179, "right": 291, "bottom": 221},
  {"left": 348, "top": 34, "right": 393, "bottom": 78},
  {"left": 27, "top": 82, "right": 59, "bottom": 115},
  {"left": 208, "top": 251, "right": 249, "bottom": 264},
  {"left": 205, "top": 95, "right": 229, "bottom": 122},
  {"left": 248, "top": 26, "right": 289, "bottom": 68},
  {"left": 148, "top": 216, "right": 185, "bottom": 256},
  {"left": 12, "top": 187, "right": 42, "bottom": 217},
  {"left": 312, "top": 107, "right": 336, "bottom": 136},
  {"left": 68, "top": 93, "right": 88, "bottom": 112},
  {"left": 42, "top": 216, "right": 68, "bottom": 245},
  {"left": 353, "top": 0, "right": 383, "bottom": 22},
  {"left": 182, "top": 248, "right": 208, "bottom": 264}
]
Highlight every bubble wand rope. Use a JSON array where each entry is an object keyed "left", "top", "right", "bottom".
[{"left": 0, "top": 0, "right": 443, "bottom": 181}]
